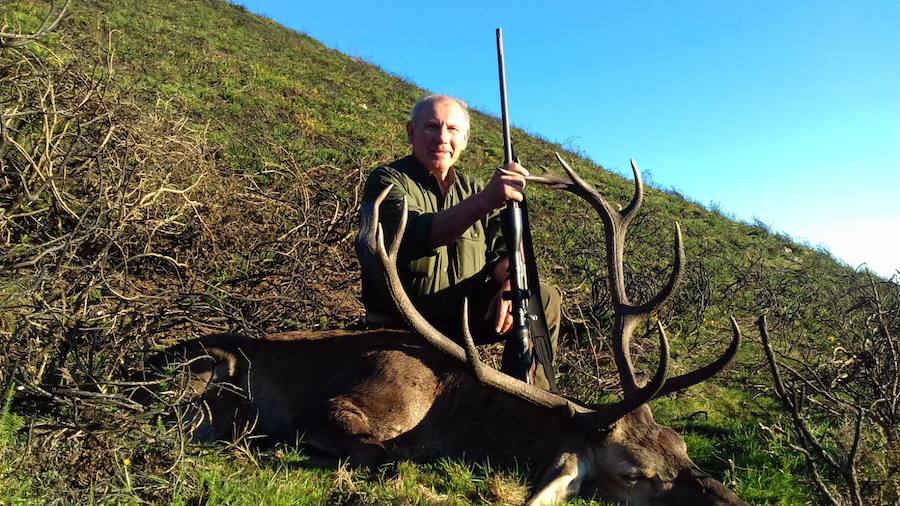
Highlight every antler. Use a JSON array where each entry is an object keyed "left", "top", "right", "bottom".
[
  {"left": 529, "top": 153, "right": 740, "bottom": 398},
  {"left": 366, "top": 185, "right": 665, "bottom": 430}
]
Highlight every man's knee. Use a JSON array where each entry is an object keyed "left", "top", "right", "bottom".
[
  {"left": 539, "top": 281, "right": 561, "bottom": 347},
  {"left": 532, "top": 282, "right": 562, "bottom": 392}
]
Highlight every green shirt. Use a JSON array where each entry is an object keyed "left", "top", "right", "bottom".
[{"left": 356, "top": 155, "right": 506, "bottom": 328}]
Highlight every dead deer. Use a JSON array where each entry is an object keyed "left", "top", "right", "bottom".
[{"left": 154, "top": 154, "right": 747, "bottom": 505}]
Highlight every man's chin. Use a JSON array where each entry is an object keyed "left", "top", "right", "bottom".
[{"left": 425, "top": 159, "right": 453, "bottom": 174}]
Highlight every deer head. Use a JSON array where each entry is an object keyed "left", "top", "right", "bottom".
[{"left": 367, "top": 153, "right": 747, "bottom": 505}]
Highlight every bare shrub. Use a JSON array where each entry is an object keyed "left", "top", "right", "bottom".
[
  {"left": 759, "top": 274, "right": 900, "bottom": 505},
  {"left": 0, "top": 5, "right": 363, "bottom": 499}
]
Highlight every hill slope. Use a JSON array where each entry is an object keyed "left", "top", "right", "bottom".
[{"left": 1, "top": 0, "right": 895, "bottom": 504}]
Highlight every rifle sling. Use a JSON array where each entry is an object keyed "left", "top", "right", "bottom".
[{"left": 519, "top": 197, "right": 559, "bottom": 393}]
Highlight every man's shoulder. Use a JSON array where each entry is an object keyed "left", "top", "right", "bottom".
[
  {"left": 368, "top": 155, "right": 418, "bottom": 182},
  {"left": 363, "top": 155, "right": 429, "bottom": 203}
]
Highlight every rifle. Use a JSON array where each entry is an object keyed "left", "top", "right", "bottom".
[{"left": 495, "top": 28, "right": 557, "bottom": 391}]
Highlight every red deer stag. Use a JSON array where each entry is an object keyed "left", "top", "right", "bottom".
[{"left": 155, "top": 154, "right": 747, "bottom": 505}]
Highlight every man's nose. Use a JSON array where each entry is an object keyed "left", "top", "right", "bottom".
[{"left": 437, "top": 126, "right": 451, "bottom": 142}]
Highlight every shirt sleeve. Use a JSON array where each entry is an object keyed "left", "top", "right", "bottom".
[{"left": 483, "top": 207, "right": 506, "bottom": 268}]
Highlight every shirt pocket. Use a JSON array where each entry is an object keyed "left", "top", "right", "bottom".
[
  {"left": 407, "top": 253, "right": 437, "bottom": 278},
  {"left": 456, "top": 226, "right": 488, "bottom": 281}
]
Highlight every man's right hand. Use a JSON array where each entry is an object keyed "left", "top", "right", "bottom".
[{"left": 482, "top": 162, "right": 528, "bottom": 210}]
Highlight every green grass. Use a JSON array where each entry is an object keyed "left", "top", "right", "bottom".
[
  {"left": 0, "top": 385, "right": 38, "bottom": 505},
  {"left": 85, "top": 442, "right": 533, "bottom": 505},
  {"left": 651, "top": 387, "right": 813, "bottom": 504}
]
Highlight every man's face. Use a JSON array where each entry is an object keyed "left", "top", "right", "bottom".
[{"left": 406, "top": 99, "right": 469, "bottom": 176}]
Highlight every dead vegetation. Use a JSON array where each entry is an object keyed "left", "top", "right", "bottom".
[
  {"left": 759, "top": 273, "right": 900, "bottom": 505},
  {"left": 0, "top": 1, "right": 363, "bottom": 499}
]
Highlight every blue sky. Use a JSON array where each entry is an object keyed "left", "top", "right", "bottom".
[{"left": 239, "top": 1, "right": 899, "bottom": 278}]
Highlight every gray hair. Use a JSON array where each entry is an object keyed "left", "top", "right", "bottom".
[{"left": 409, "top": 94, "right": 470, "bottom": 130}]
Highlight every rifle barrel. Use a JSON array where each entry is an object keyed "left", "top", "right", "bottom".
[
  {"left": 496, "top": 28, "right": 513, "bottom": 165},
  {"left": 496, "top": 27, "right": 533, "bottom": 384}
]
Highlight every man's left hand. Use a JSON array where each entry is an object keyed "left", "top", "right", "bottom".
[{"left": 486, "top": 278, "right": 513, "bottom": 335}]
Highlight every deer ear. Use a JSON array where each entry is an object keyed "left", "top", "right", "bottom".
[{"left": 530, "top": 453, "right": 587, "bottom": 505}]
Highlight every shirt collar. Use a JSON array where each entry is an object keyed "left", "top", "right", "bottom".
[{"left": 400, "top": 154, "right": 458, "bottom": 195}]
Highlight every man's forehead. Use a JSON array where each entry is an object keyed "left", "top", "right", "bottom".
[{"left": 417, "top": 99, "right": 467, "bottom": 123}]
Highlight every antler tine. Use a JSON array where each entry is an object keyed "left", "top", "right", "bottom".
[
  {"left": 389, "top": 196, "right": 407, "bottom": 259},
  {"left": 620, "top": 159, "right": 645, "bottom": 223},
  {"left": 552, "top": 152, "right": 618, "bottom": 226},
  {"left": 633, "top": 222, "right": 685, "bottom": 315},
  {"left": 363, "top": 184, "right": 395, "bottom": 255},
  {"left": 460, "top": 298, "right": 491, "bottom": 382},
  {"left": 371, "top": 187, "right": 654, "bottom": 427},
  {"left": 653, "top": 316, "right": 742, "bottom": 398},
  {"left": 526, "top": 169, "right": 573, "bottom": 190},
  {"left": 579, "top": 320, "right": 669, "bottom": 427},
  {"left": 528, "top": 155, "right": 644, "bottom": 226},
  {"left": 371, "top": 184, "right": 405, "bottom": 260}
]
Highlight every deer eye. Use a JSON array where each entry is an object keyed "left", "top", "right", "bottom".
[{"left": 620, "top": 471, "right": 646, "bottom": 484}]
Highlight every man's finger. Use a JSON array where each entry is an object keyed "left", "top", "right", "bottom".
[
  {"left": 494, "top": 311, "right": 511, "bottom": 334},
  {"left": 498, "top": 168, "right": 528, "bottom": 179},
  {"left": 495, "top": 301, "right": 511, "bottom": 332},
  {"left": 500, "top": 313, "right": 513, "bottom": 334}
]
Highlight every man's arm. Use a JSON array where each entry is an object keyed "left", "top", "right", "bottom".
[{"left": 428, "top": 162, "right": 528, "bottom": 249}]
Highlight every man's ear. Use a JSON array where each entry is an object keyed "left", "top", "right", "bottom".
[{"left": 405, "top": 121, "right": 414, "bottom": 144}]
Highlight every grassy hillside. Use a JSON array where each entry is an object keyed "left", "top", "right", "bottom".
[{"left": 1, "top": 0, "right": 897, "bottom": 504}]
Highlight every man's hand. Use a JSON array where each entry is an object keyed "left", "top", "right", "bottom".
[
  {"left": 482, "top": 162, "right": 528, "bottom": 210},
  {"left": 486, "top": 278, "right": 513, "bottom": 335}
]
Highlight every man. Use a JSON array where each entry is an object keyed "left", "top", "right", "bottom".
[{"left": 356, "top": 94, "right": 560, "bottom": 389}]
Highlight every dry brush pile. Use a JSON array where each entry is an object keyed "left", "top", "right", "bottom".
[{"left": 1, "top": 2, "right": 363, "bottom": 498}]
